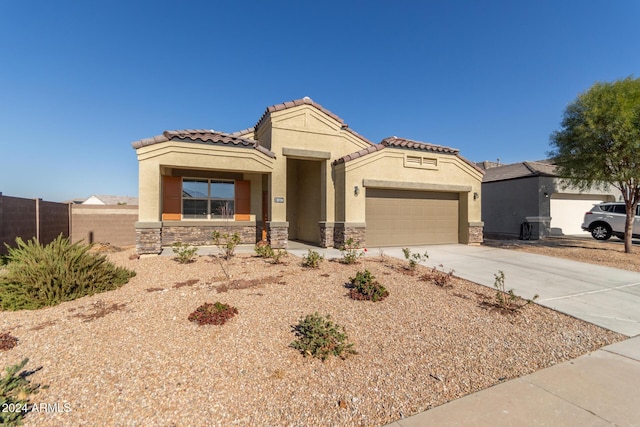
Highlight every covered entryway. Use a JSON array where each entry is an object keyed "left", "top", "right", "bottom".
[
  {"left": 549, "top": 194, "right": 611, "bottom": 235},
  {"left": 365, "top": 188, "right": 459, "bottom": 246},
  {"left": 286, "top": 158, "right": 322, "bottom": 244}
]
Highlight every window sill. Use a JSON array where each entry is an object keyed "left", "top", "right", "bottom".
[{"left": 161, "top": 220, "right": 256, "bottom": 227}]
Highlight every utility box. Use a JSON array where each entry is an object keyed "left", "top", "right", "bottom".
[{"left": 523, "top": 216, "right": 552, "bottom": 240}]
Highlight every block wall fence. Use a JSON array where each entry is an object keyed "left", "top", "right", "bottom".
[{"left": 0, "top": 193, "right": 137, "bottom": 255}]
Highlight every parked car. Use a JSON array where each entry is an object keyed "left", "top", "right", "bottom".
[{"left": 582, "top": 202, "right": 640, "bottom": 240}]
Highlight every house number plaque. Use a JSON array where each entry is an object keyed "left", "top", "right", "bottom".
[{"left": 274, "top": 197, "right": 285, "bottom": 203}]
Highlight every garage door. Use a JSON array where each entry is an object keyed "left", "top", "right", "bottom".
[
  {"left": 550, "top": 195, "right": 607, "bottom": 235},
  {"left": 365, "top": 188, "right": 459, "bottom": 246}
]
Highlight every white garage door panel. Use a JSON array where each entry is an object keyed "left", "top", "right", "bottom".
[{"left": 550, "top": 197, "right": 605, "bottom": 235}]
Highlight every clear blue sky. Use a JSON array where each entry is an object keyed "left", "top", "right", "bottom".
[{"left": 1, "top": 1, "right": 638, "bottom": 202}]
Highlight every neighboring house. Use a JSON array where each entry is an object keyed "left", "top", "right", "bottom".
[
  {"left": 480, "top": 160, "right": 617, "bottom": 239},
  {"left": 131, "top": 97, "right": 484, "bottom": 254},
  {"left": 82, "top": 195, "right": 139, "bottom": 205}
]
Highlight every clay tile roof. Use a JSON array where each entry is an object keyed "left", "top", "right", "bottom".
[
  {"left": 380, "top": 136, "right": 459, "bottom": 154},
  {"left": 334, "top": 136, "right": 483, "bottom": 175},
  {"left": 131, "top": 129, "right": 275, "bottom": 158},
  {"left": 230, "top": 127, "right": 255, "bottom": 137},
  {"left": 254, "top": 97, "right": 374, "bottom": 146},
  {"left": 256, "top": 97, "right": 345, "bottom": 130},
  {"left": 333, "top": 143, "right": 386, "bottom": 165}
]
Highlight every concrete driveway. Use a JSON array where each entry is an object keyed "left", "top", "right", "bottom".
[{"left": 374, "top": 245, "right": 640, "bottom": 337}]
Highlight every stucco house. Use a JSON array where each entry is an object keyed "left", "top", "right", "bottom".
[
  {"left": 131, "top": 97, "right": 484, "bottom": 254},
  {"left": 480, "top": 160, "right": 617, "bottom": 239}
]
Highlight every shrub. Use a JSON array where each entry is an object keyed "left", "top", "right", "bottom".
[
  {"left": 172, "top": 242, "right": 198, "bottom": 264},
  {"left": 339, "top": 238, "right": 365, "bottom": 264},
  {"left": 0, "top": 236, "right": 136, "bottom": 311},
  {"left": 254, "top": 243, "right": 287, "bottom": 264},
  {"left": 0, "top": 358, "right": 46, "bottom": 426},
  {"left": 348, "top": 269, "right": 389, "bottom": 302},
  {"left": 493, "top": 270, "right": 538, "bottom": 311},
  {"left": 302, "top": 249, "right": 324, "bottom": 268},
  {"left": 212, "top": 231, "right": 241, "bottom": 259},
  {"left": 0, "top": 333, "right": 18, "bottom": 351},
  {"left": 424, "top": 264, "right": 455, "bottom": 288},
  {"left": 270, "top": 249, "right": 288, "bottom": 264},
  {"left": 188, "top": 302, "right": 238, "bottom": 326},
  {"left": 254, "top": 242, "right": 274, "bottom": 259},
  {"left": 402, "top": 248, "right": 428, "bottom": 271},
  {"left": 290, "top": 312, "right": 357, "bottom": 361}
]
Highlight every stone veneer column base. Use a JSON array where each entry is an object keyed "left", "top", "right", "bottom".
[
  {"left": 319, "top": 222, "right": 335, "bottom": 248},
  {"left": 267, "top": 221, "right": 289, "bottom": 249},
  {"left": 333, "top": 222, "right": 366, "bottom": 248},
  {"left": 135, "top": 222, "right": 162, "bottom": 255},
  {"left": 161, "top": 223, "right": 257, "bottom": 246},
  {"left": 468, "top": 222, "right": 484, "bottom": 244}
]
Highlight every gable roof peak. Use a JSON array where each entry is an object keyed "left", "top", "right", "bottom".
[
  {"left": 254, "top": 98, "right": 374, "bottom": 146},
  {"left": 257, "top": 97, "right": 345, "bottom": 128}
]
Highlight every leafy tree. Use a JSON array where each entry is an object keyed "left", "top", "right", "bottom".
[{"left": 549, "top": 77, "right": 640, "bottom": 253}]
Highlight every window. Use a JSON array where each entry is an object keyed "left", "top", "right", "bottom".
[{"left": 182, "top": 179, "right": 235, "bottom": 219}]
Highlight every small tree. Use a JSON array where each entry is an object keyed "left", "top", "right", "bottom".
[{"left": 550, "top": 77, "right": 640, "bottom": 253}]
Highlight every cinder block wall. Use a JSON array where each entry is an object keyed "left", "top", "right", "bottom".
[
  {"left": 0, "top": 195, "right": 36, "bottom": 254},
  {"left": 0, "top": 194, "right": 71, "bottom": 255},
  {"left": 39, "top": 200, "right": 70, "bottom": 243},
  {"left": 71, "top": 205, "right": 138, "bottom": 247}
]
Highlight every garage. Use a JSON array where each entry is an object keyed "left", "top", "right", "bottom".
[
  {"left": 365, "top": 188, "right": 459, "bottom": 246},
  {"left": 549, "top": 194, "right": 608, "bottom": 235}
]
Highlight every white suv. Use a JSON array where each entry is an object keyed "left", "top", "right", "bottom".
[{"left": 581, "top": 202, "right": 640, "bottom": 240}]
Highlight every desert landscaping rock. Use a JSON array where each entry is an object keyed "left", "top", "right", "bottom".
[
  {"left": 484, "top": 236, "right": 640, "bottom": 272},
  {"left": 0, "top": 249, "right": 623, "bottom": 426}
]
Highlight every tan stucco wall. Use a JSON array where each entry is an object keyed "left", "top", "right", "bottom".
[
  {"left": 263, "top": 104, "right": 372, "bottom": 223},
  {"left": 136, "top": 142, "right": 274, "bottom": 221},
  {"left": 134, "top": 104, "right": 483, "bottom": 246},
  {"left": 338, "top": 148, "right": 483, "bottom": 236}
]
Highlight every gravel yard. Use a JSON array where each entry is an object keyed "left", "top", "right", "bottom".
[
  {"left": 0, "top": 247, "right": 624, "bottom": 426},
  {"left": 484, "top": 236, "right": 640, "bottom": 272}
]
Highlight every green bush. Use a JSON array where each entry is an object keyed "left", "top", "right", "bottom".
[
  {"left": 0, "top": 358, "right": 46, "bottom": 426},
  {"left": 402, "top": 248, "right": 428, "bottom": 271},
  {"left": 493, "top": 270, "right": 538, "bottom": 311},
  {"left": 348, "top": 269, "right": 389, "bottom": 302},
  {"left": 172, "top": 242, "right": 198, "bottom": 264},
  {"left": 0, "top": 236, "right": 136, "bottom": 311},
  {"left": 212, "top": 231, "right": 241, "bottom": 259},
  {"left": 270, "top": 248, "right": 288, "bottom": 264},
  {"left": 254, "top": 242, "right": 274, "bottom": 259},
  {"left": 290, "top": 312, "right": 357, "bottom": 361},
  {"left": 339, "top": 238, "right": 365, "bottom": 264},
  {"left": 302, "top": 249, "right": 324, "bottom": 268}
]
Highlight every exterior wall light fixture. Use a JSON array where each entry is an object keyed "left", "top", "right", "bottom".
[
  {"left": 473, "top": 192, "right": 479, "bottom": 200},
  {"left": 354, "top": 186, "right": 360, "bottom": 196}
]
